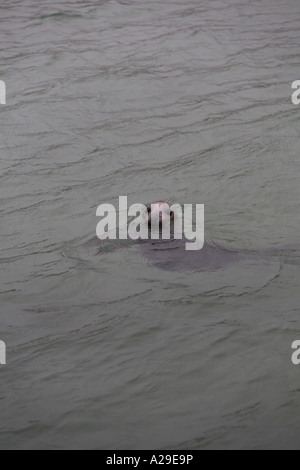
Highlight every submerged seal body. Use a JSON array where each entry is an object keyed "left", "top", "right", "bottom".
[{"left": 140, "top": 237, "right": 242, "bottom": 272}]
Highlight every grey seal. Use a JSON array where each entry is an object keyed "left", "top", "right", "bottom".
[{"left": 90, "top": 201, "right": 299, "bottom": 273}]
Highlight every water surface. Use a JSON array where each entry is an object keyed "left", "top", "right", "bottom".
[{"left": 1, "top": 0, "right": 300, "bottom": 450}]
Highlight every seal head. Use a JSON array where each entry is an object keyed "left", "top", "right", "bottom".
[{"left": 144, "top": 201, "right": 174, "bottom": 229}]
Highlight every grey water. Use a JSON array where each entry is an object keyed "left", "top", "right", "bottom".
[{"left": 1, "top": 0, "right": 300, "bottom": 450}]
